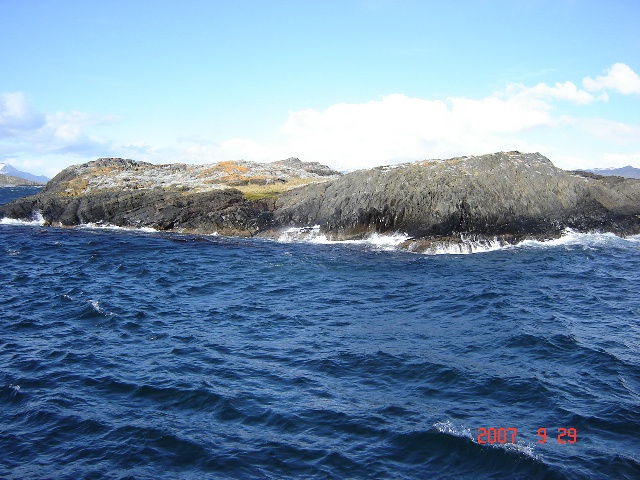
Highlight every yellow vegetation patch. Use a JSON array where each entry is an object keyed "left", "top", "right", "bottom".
[
  {"left": 220, "top": 174, "right": 250, "bottom": 186},
  {"left": 237, "top": 177, "right": 327, "bottom": 201}
]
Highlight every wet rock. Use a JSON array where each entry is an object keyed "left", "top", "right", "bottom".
[{"left": 273, "top": 152, "right": 640, "bottom": 240}]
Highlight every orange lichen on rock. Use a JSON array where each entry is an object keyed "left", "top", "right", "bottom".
[
  {"left": 59, "top": 178, "right": 89, "bottom": 196},
  {"left": 216, "top": 161, "right": 250, "bottom": 174},
  {"left": 198, "top": 161, "right": 251, "bottom": 179}
]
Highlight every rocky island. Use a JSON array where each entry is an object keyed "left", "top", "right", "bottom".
[
  {"left": 2, "top": 151, "right": 640, "bottom": 251},
  {"left": 0, "top": 174, "right": 45, "bottom": 187}
]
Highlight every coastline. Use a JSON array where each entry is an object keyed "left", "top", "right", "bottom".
[
  {"left": 2, "top": 152, "right": 640, "bottom": 250},
  {"left": 3, "top": 212, "right": 638, "bottom": 256}
]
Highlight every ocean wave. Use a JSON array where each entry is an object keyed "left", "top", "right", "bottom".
[
  {"left": 517, "top": 229, "right": 640, "bottom": 250},
  {"left": 404, "top": 229, "right": 640, "bottom": 255},
  {"left": 0, "top": 210, "right": 45, "bottom": 226},
  {"left": 405, "top": 236, "right": 507, "bottom": 255},
  {"left": 433, "top": 421, "right": 538, "bottom": 460},
  {"left": 276, "top": 226, "right": 640, "bottom": 255},
  {"left": 2, "top": 220, "right": 638, "bottom": 479},
  {"left": 77, "top": 222, "right": 158, "bottom": 233},
  {"left": 3, "top": 212, "right": 638, "bottom": 256},
  {"left": 277, "top": 226, "right": 410, "bottom": 250}
]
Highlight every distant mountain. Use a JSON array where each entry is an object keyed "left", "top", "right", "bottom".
[
  {"left": 0, "top": 163, "right": 49, "bottom": 184},
  {"left": 0, "top": 174, "right": 45, "bottom": 187},
  {"left": 586, "top": 166, "right": 640, "bottom": 179}
]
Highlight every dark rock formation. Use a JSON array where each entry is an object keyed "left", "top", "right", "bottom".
[
  {"left": 273, "top": 152, "right": 640, "bottom": 244},
  {"left": 1, "top": 186, "right": 270, "bottom": 235}
]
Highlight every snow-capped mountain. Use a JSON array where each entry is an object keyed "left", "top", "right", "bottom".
[
  {"left": 588, "top": 166, "right": 640, "bottom": 179},
  {"left": 0, "top": 163, "right": 49, "bottom": 183}
]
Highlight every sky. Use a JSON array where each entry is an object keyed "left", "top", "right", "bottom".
[{"left": 1, "top": 0, "right": 639, "bottom": 177}]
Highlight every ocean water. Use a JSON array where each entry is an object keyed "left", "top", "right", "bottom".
[{"left": 1, "top": 187, "right": 639, "bottom": 479}]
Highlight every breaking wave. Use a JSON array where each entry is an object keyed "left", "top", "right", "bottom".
[
  {"left": 0, "top": 210, "right": 45, "bottom": 226},
  {"left": 3, "top": 211, "right": 639, "bottom": 257},
  {"left": 276, "top": 226, "right": 640, "bottom": 255},
  {"left": 77, "top": 222, "right": 158, "bottom": 233},
  {"left": 517, "top": 229, "right": 640, "bottom": 249},
  {"left": 277, "top": 225, "right": 410, "bottom": 250}
]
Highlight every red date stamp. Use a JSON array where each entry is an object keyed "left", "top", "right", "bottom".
[
  {"left": 537, "top": 427, "right": 577, "bottom": 444},
  {"left": 477, "top": 427, "right": 517, "bottom": 444},
  {"left": 477, "top": 427, "right": 577, "bottom": 444}
]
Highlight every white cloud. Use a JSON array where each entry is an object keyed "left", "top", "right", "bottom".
[
  {"left": 3, "top": 65, "right": 639, "bottom": 176},
  {"left": 0, "top": 95, "right": 120, "bottom": 157},
  {"left": 41, "top": 111, "right": 119, "bottom": 154},
  {"left": 276, "top": 82, "right": 591, "bottom": 170},
  {"left": 126, "top": 137, "right": 277, "bottom": 166},
  {"left": 267, "top": 73, "right": 636, "bottom": 171},
  {"left": 95, "top": 79, "right": 587, "bottom": 173},
  {"left": 567, "top": 117, "right": 640, "bottom": 144},
  {"left": 0, "top": 92, "right": 46, "bottom": 136},
  {"left": 280, "top": 95, "right": 460, "bottom": 169},
  {"left": 583, "top": 63, "right": 640, "bottom": 95},
  {"left": 520, "top": 81, "right": 595, "bottom": 105}
]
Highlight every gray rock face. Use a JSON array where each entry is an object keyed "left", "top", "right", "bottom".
[
  {"left": 272, "top": 157, "right": 340, "bottom": 177},
  {"left": 273, "top": 151, "right": 640, "bottom": 240}
]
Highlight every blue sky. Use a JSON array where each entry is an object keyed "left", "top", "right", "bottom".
[{"left": 1, "top": 0, "right": 639, "bottom": 177}]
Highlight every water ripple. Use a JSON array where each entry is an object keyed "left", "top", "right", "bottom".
[{"left": 1, "top": 223, "right": 640, "bottom": 478}]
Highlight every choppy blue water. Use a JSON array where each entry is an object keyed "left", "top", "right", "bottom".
[{"left": 1, "top": 187, "right": 640, "bottom": 479}]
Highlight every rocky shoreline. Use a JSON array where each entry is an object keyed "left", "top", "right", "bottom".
[{"left": 2, "top": 152, "right": 640, "bottom": 251}]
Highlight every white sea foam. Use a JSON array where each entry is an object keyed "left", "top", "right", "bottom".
[
  {"left": 493, "top": 439, "right": 538, "bottom": 459},
  {"left": 88, "top": 299, "right": 102, "bottom": 313},
  {"left": 87, "top": 299, "right": 116, "bottom": 317},
  {"left": 277, "top": 226, "right": 410, "bottom": 250},
  {"left": 77, "top": 222, "right": 158, "bottom": 233},
  {"left": 516, "top": 228, "right": 638, "bottom": 250},
  {"left": 417, "top": 237, "right": 507, "bottom": 255},
  {"left": 433, "top": 421, "right": 474, "bottom": 440},
  {"left": 277, "top": 226, "right": 639, "bottom": 255},
  {"left": 433, "top": 421, "right": 538, "bottom": 459},
  {"left": 364, "top": 231, "right": 412, "bottom": 249},
  {"left": 420, "top": 229, "right": 640, "bottom": 255},
  {"left": 0, "top": 212, "right": 156, "bottom": 233},
  {"left": 0, "top": 210, "right": 45, "bottom": 226},
  {"left": 277, "top": 225, "right": 325, "bottom": 243}
]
